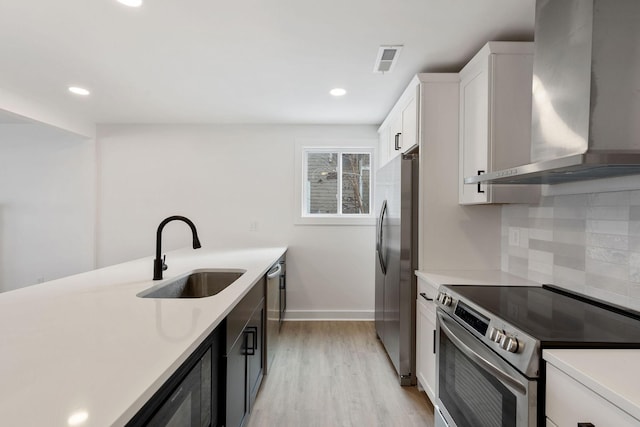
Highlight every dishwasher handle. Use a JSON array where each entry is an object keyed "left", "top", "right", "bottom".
[{"left": 267, "top": 263, "right": 282, "bottom": 279}]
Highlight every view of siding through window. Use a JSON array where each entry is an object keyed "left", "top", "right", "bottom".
[
  {"left": 305, "top": 152, "right": 370, "bottom": 215},
  {"left": 502, "top": 189, "right": 640, "bottom": 311}
]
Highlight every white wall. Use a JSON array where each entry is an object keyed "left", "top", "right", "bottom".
[
  {"left": 0, "top": 124, "right": 96, "bottom": 291},
  {"left": 97, "top": 124, "right": 377, "bottom": 319},
  {"left": 0, "top": 88, "right": 95, "bottom": 138}
]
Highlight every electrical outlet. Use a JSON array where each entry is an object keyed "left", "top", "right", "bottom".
[
  {"left": 249, "top": 221, "right": 259, "bottom": 232},
  {"left": 508, "top": 227, "right": 520, "bottom": 247}
]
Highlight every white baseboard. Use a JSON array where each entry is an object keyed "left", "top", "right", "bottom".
[{"left": 283, "top": 310, "right": 374, "bottom": 321}]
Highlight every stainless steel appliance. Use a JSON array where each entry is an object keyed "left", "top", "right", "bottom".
[
  {"left": 467, "top": 0, "right": 640, "bottom": 186},
  {"left": 278, "top": 255, "right": 286, "bottom": 327},
  {"left": 374, "top": 147, "right": 418, "bottom": 386},
  {"left": 434, "top": 284, "right": 640, "bottom": 427},
  {"left": 127, "top": 327, "right": 221, "bottom": 427},
  {"left": 265, "top": 254, "right": 285, "bottom": 374},
  {"left": 146, "top": 348, "right": 213, "bottom": 426}
]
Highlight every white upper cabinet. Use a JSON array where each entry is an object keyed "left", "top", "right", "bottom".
[
  {"left": 378, "top": 124, "right": 391, "bottom": 168},
  {"left": 458, "top": 42, "right": 540, "bottom": 205},
  {"left": 399, "top": 95, "right": 417, "bottom": 152},
  {"left": 378, "top": 78, "right": 420, "bottom": 168}
]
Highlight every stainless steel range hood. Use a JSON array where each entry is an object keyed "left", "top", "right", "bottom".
[{"left": 466, "top": 0, "right": 640, "bottom": 185}]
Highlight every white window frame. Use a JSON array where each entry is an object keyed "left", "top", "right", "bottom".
[{"left": 294, "top": 139, "right": 376, "bottom": 226}]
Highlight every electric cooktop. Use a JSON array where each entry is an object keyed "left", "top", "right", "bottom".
[{"left": 447, "top": 284, "right": 640, "bottom": 347}]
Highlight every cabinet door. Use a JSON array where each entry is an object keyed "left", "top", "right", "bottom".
[
  {"left": 389, "top": 92, "right": 418, "bottom": 162},
  {"left": 416, "top": 296, "right": 437, "bottom": 403},
  {"left": 546, "top": 364, "right": 640, "bottom": 427},
  {"left": 225, "top": 335, "right": 248, "bottom": 427},
  {"left": 246, "top": 302, "right": 264, "bottom": 410},
  {"left": 400, "top": 94, "right": 418, "bottom": 152},
  {"left": 378, "top": 125, "right": 390, "bottom": 168},
  {"left": 388, "top": 115, "right": 403, "bottom": 162},
  {"left": 459, "top": 61, "right": 490, "bottom": 205}
]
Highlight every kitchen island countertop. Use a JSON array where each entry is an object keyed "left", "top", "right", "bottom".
[{"left": 0, "top": 246, "right": 286, "bottom": 426}]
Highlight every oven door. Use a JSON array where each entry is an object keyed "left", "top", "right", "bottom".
[{"left": 436, "top": 310, "right": 536, "bottom": 427}]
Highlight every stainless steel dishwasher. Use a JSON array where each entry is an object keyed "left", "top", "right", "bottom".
[{"left": 265, "top": 254, "right": 285, "bottom": 374}]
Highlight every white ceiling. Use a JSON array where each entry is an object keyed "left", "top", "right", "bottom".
[{"left": 0, "top": 0, "right": 535, "bottom": 126}]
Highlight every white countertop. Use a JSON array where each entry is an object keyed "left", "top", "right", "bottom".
[
  {"left": 0, "top": 246, "right": 286, "bottom": 427},
  {"left": 415, "top": 269, "right": 538, "bottom": 288},
  {"left": 544, "top": 349, "right": 640, "bottom": 422}
]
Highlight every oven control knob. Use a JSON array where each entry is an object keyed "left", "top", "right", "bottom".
[
  {"left": 436, "top": 292, "right": 454, "bottom": 307},
  {"left": 436, "top": 292, "right": 451, "bottom": 306},
  {"left": 489, "top": 327, "right": 504, "bottom": 343},
  {"left": 500, "top": 335, "right": 519, "bottom": 353}
]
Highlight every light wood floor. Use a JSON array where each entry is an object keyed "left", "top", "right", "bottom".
[{"left": 247, "top": 321, "right": 434, "bottom": 427}]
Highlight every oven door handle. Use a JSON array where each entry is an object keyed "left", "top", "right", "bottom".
[{"left": 438, "top": 313, "right": 528, "bottom": 395}]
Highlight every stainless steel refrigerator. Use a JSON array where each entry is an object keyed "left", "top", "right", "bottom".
[{"left": 374, "top": 147, "right": 418, "bottom": 386}]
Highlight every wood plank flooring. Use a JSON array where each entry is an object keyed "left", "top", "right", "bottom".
[{"left": 247, "top": 321, "right": 434, "bottom": 427}]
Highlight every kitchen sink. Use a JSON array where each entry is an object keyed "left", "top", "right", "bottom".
[{"left": 138, "top": 269, "right": 246, "bottom": 298}]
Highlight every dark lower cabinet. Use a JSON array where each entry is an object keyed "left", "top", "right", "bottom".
[
  {"left": 223, "top": 279, "right": 265, "bottom": 427},
  {"left": 126, "top": 278, "right": 265, "bottom": 427},
  {"left": 246, "top": 304, "right": 264, "bottom": 409},
  {"left": 225, "top": 333, "right": 247, "bottom": 427}
]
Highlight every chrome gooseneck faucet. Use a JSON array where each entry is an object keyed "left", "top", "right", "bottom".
[{"left": 154, "top": 215, "right": 201, "bottom": 280}]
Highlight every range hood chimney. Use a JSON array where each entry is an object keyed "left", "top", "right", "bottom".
[{"left": 466, "top": 0, "right": 640, "bottom": 185}]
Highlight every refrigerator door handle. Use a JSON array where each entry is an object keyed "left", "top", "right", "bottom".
[
  {"left": 376, "top": 200, "right": 386, "bottom": 252},
  {"left": 377, "top": 200, "right": 387, "bottom": 274}
]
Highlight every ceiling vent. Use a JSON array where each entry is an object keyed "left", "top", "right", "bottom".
[{"left": 373, "top": 45, "right": 403, "bottom": 73}]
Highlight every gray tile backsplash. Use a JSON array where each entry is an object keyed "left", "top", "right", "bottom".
[{"left": 502, "top": 187, "right": 640, "bottom": 312}]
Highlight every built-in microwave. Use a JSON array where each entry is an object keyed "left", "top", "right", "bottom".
[
  {"left": 146, "top": 348, "right": 212, "bottom": 426},
  {"left": 126, "top": 328, "right": 221, "bottom": 427}
]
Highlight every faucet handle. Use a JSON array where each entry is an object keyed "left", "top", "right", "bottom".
[{"left": 162, "top": 254, "right": 168, "bottom": 271}]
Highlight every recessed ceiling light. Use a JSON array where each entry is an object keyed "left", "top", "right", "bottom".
[
  {"left": 117, "top": 0, "right": 143, "bottom": 7},
  {"left": 330, "top": 88, "right": 346, "bottom": 97},
  {"left": 68, "top": 86, "right": 91, "bottom": 96}
]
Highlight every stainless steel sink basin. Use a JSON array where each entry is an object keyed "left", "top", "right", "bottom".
[{"left": 138, "top": 269, "right": 246, "bottom": 298}]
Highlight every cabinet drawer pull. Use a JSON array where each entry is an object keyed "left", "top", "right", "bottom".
[
  {"left": 420, "top": 292, "right": 433, "bottom": 302},
  {"left": 577, "top": 424, "right": 595, "bottom": 427},
  {"left": 244, "top": 327, "right": 257, "bottom": 356},
  {"left": 477, "top": 170, "right": 485, "bottom": 194},
  {"left": 394, "top": 133, "right": 402, "bottom": 150}
]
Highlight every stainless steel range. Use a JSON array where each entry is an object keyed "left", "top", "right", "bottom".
[{"left": 434, "top": 284, "right": 640, "bottom": 427}]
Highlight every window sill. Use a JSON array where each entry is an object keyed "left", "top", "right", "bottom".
[{"left": 294, "top": 216, "right": 376, "bottom": 226}]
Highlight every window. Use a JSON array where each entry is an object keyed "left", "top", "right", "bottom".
[
  {"left": 303, "top": 148, "right": 372, "bottom": 217},
  {"left": 294, "top": 141, "right": 375, "bottom": 225}
]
